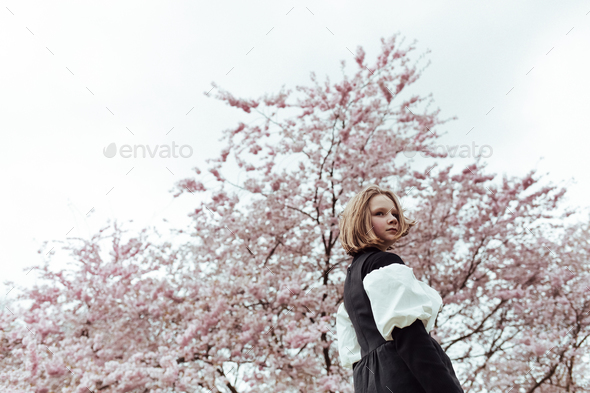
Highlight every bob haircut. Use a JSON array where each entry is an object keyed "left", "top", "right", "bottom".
[{"left": 338, "top": 184, "right": 417, "bottom": 257}]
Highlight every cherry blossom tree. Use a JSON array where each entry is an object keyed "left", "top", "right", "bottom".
[{"left": 2, "top": 32, "right": 589, "bottom": 392}]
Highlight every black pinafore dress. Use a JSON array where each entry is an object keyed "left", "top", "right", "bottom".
[{"left": 343, "top": 250, "right": 461, "bottom": 393}]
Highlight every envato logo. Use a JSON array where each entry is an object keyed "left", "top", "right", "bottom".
[
  {"left": 103, "top": 142, "right": 193, "bottom": 158},
  {"left": 403, "top": 142, "right": 492, "bottom": 158}
]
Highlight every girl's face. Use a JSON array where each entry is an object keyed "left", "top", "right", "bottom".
[{"left": 368, "top": 194, "right": 400, "bottom": 251}]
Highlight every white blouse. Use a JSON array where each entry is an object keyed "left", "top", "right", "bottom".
[{"left": 336, "top": 263, "right": 444, "bottom": 369}]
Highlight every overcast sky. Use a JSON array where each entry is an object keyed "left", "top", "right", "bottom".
[{"left": 2, "top": 0, "right": 589, "bottom": 299}]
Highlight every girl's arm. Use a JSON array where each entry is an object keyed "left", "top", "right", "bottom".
[
  {"left": 392, "top": 320, "right": 464, "bottom": 393},
  {"left": 335, "top": 302, "right": 362, "bottom": 369},
  {"left": 362, "top": 261, "right": 463, "bottom": 392}
]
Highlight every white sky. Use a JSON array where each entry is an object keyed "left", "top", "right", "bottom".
[{"left": 1, "top": 0, "right": 590, "bottom": 299}]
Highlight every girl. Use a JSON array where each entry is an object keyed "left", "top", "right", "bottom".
[{"left": 336, "top": 184, "right": 464, "bottom": 393}]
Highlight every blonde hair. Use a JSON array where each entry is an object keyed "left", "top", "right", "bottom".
[{"left": 338, "top": 184, "right": 417, "bottom": 257}]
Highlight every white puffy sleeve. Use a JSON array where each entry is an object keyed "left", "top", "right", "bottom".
[
  {"left": 335, "top": 302, "right": 362, "bottom": 369},
  {"left": 363, "top": 263, "right": 443, "bottom": 341}
]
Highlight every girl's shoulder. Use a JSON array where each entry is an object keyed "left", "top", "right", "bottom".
[{"left": 357, "top": 248, "right": 406, "bottom": 281}]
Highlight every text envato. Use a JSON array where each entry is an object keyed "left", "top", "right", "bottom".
[
  {"left": 403, "top": 142, "right": 492, "bottom": 159},
  {"left": 103, "top": 142, "right": 193, "bottom": 158}
]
